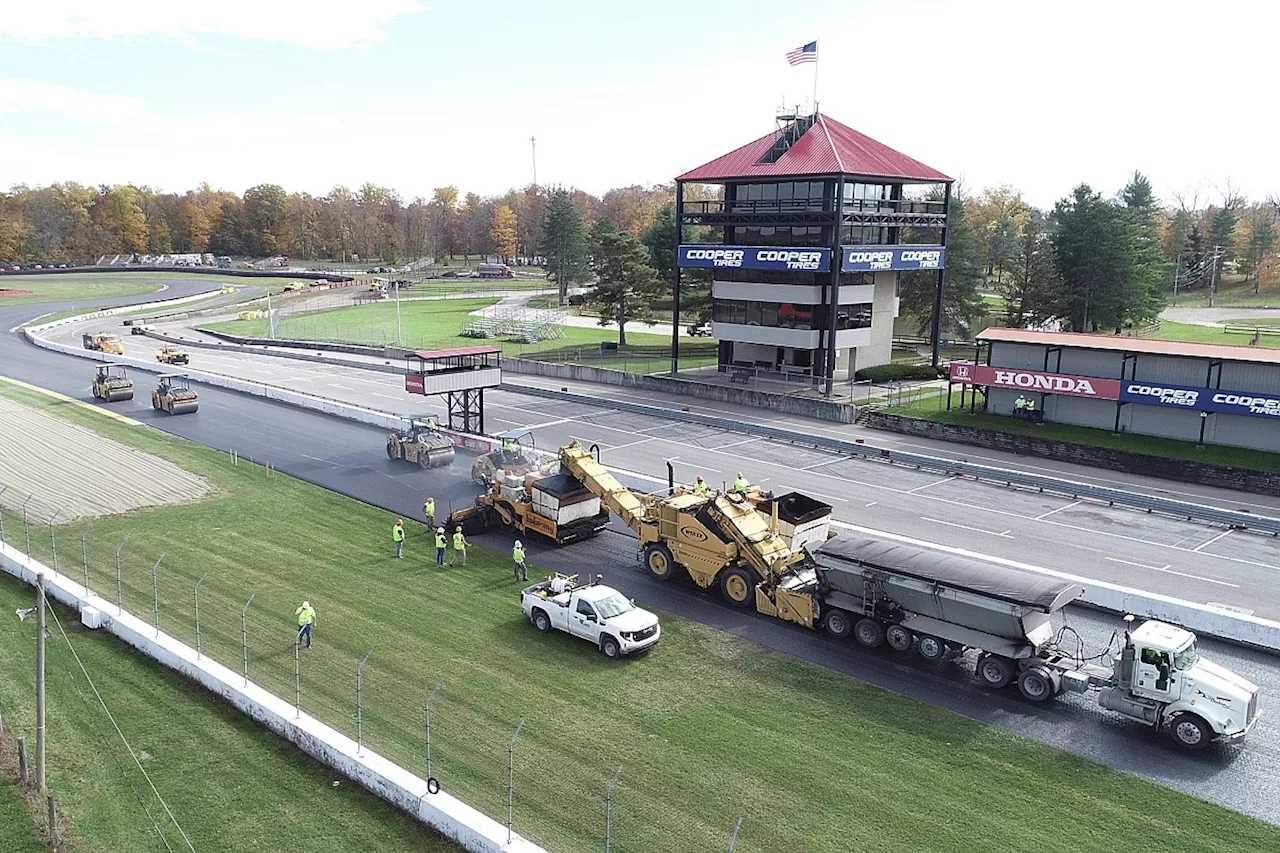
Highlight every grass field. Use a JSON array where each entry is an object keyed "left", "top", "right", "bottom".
[
  {"left": 884, "top": 397, "right": 1280, "bottom": 474},
  {"left": 1, "top": 383, "right": 1277, "bottom": 853},
  {"left": 0, "top": 771, "right": 46, "bottom": 853},
  {"left": 1146, "top": 320, "right": 1280, "bottom": 348},
  {"left": 0, "top": 275, "right": 170, "bottom": 306},
  {"left": 201, "top": 297, "right": 684, "bottom": 357}
]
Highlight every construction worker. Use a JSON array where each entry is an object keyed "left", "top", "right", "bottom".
[
  {"left": 450, "top": 525, "right": 469, "bottom": 566},
  {"left": 294, "top": 601, "right": 316, "bottom": 649},
  {"left": 393, "top": 518, "right": 406, "bottom": 559},
  {"left": 424, "top": 497, "right": 436, "bottom": 530},
  {"left": 1014, "top": 395, "right": 1027, "bottom": 419},
  {"left": 1025, "top": 397, "right": 1039, "bottom": 423},
  {"left": 692, "top": 476, "right": 708, "bottom": 495},
  {"left": 513, "top": 539, "right": 527, "bottom": 582},
  {"left": 732, "top": 472, "right": 750, "bottom": 493},
  {"left": 435, "top": 527, "right": 447, "bottom": 565}
]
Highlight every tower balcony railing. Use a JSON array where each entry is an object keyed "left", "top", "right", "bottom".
[{"left": 682, "top": 198, "right": 947, "bottom": 217}]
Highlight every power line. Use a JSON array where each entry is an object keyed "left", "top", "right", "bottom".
[{"left": 44, "top": 604, "right": 197, "bottom": 853}]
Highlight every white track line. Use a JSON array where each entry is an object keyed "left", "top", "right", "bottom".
[{"left": 920, "top": 517, "right": 1012, "bottom": 538}]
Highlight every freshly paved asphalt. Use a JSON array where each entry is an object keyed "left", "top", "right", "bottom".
[{"left": 2, "top": 281, "right": 1278, "bottom": 823}]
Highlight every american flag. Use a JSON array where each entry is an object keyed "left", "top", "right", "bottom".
[{"left": 786, "top": 41, "right": 817, "bottom": 65}]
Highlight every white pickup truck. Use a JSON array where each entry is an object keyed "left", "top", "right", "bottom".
[{"left": 520, "top": 574, "right": 660, "bottom": 658}]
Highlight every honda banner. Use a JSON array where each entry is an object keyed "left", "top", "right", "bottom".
[
  {"left": 405, "top": 373, "right": 425, "bottom": 395},
  {"left": 1120, "top": 380, "right": 1280, "bottom": 420},
  {"left": 949, "top": 362, "right": 1121, "bottom": 400}
]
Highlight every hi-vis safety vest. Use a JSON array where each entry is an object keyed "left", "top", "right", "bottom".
[
  {"left": 393, "top": 525, "right": 405, "bottom": 542},
  {"left": 296, "top": 606, "right": 315, "bottom": 626},
  {"left": 693, "top": 481, "right": 708, "bottom": 494},
  {"left": 513, "top": 545, "right": 525, "bottom": 563},
  {"left": 435, "top": 533, "right": 446, "bottom": 549},
  {"left": 424, "top": 500, "right": 435, "bottom": 516},
  {"left": 733, "top": 477, "right": 748, "bottom": 491},
  {"left": 453, "top": 532, "right": 466, "bottom": 550}
]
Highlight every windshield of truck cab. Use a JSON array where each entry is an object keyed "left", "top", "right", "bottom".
[
  {"left": 594, "top": 592, "right": 634, "bottom": 620},
  {"left": 1173, "top": 641, "right": 1199, "bottom": 671}
]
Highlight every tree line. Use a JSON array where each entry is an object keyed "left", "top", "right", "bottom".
[{"left": 0, "top": 181, "right": 679, "bottom": 267}]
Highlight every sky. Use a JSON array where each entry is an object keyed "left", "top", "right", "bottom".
[{"left": 0, "top": 0, "right": 1275, "bottom": 209}]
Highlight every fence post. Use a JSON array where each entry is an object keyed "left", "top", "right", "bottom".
[
  {"left": 605, "top": 764, "right": 622, "bottom": 853},
  {"left": 424, "top": 682, "right": 442, "bottom": 780},
  {"left": 727, "top": 817, "right": 743, "bottom": 853},
  {"left": 47, "top": 795, "right": 57, "bottom": 836},
  {"left": 151, "top": 554, "right": 165, "bottom": 637},
  {"left": 507, "top": 719, "right": 524, "bottom": 844},
  {"left": 193, "top": 573, "right": 208, "bottom": 659},
  {"left": 80, "top": 523, "right": 95, "bottom": 595},
  {"left": 356, "top": 649, "right": 373, "bottom": 754},
  {"left": 22, "top": 494, "right": 33, "bottom": 558},
  {"left": 241, "top": 595, "right": 254, "bottom": 686},
  {"left": 47, "top": 509, "right": 62, "bottom": 573},
  {"left": 114, "top": 538, "right": 129, "bottom": 614},
  {"left": 17, "top": 736, "right": 28, "bottom": 784}
]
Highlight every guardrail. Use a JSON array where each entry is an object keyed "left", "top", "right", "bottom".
[{"left": 501, "top": 385, "right": 1280, "bottom": 537}]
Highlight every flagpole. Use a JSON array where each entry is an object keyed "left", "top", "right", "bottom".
[{"left": 812, "top": 42, "right": 819, "bottom": 114}]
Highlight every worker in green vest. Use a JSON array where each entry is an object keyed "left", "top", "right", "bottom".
[
  {"left": 449, "top": 526, "right": 469, "bottom": 566},
  {"left": 294, "top": 600, "right": 316, "bottom": 649},
  {"left": 513, "top": 539, "right": 527, "bottom": 582},
  {"left": 424, "top": 497, "right": 436, "bottom": 530},
  {"left": 692, "top": 476, "right": 708, "bottom": 495},
  {"left": 733, "top": 473, "right": 749, "bottom": 493},
  {"left": 393, "top": 518, "right": 406, "bottom": 559},
  {"left": 1025, "top": 397, "right": 1038, "bottom": 422},
  {"left": 1014, "top": 395, "right": 1027, "bottom": 419},
  {"left": 434, "top": 527, "right": 447, "bottom": 565}
]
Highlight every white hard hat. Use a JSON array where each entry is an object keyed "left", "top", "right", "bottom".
[
  {"left": 515, "top": 540, "right": 522, "bottom": 547},
  {"left": 437, "top": 527, "right": 445, "bottom": 533},
  {"left": 302, "top": 601, "right": 310, "bottom": 609}
]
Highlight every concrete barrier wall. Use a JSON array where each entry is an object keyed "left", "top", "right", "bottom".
[
  {"left": 502, "top": 358, "right": 857, "bottom": 424},
  {"left": 0, "top": 544, "right": 543, "bottom": 852},
  {"left": 834, "top": 522, "right": 1280, "bottom": 652},
  {"left": 864, "top": 411, "right": 1280, "bottom": 499},
  {"left": 196, "top": 327, "right": 391, "bottom": 358},
  {"left": 140, "top": 329, "right": 406, "bottom": 375}
]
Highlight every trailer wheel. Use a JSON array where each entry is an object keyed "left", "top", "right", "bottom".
[
  {"left": 916, "top": 635, "right": 946, "bottom": 662},
  {"left": 823, "top": 609, "right": 853, "bottom": 639},
  {"left": 1017, "top": 667, "right": 1054, "bottom": 702},
  {"left": 885, "top": 624, "right": 914, "bottom": 652},
  {"left": 976, "top": 655, "right": 1015, "bottom": 689},
  {"left": 600, "top": 635, "right": 621, "bottom": 659},
  {"left": 643, "top": 543, "right": 676, "bottom": 581},
  {"left": 853, "top": 618, "right": 885, "bottom": 648},
  {"left": 718, "top": 567, "right": 756, "bottom": 608},
  {"left": 1169, "top": 714, "right": 1211, "bottom": 750},
  {"left": 531, "top": 609, "right": 551, "bottom": 633}
]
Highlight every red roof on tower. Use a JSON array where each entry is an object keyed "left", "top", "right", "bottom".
[{"left": 677, "top": 113, "right": 951, "bottom": 183}]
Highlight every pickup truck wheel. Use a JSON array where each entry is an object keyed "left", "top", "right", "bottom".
[
  {"left": 854, "top": 618, "right": 885, "bottom": 648},
  {"left": 718, "top": 567, "right": 756, "bottom": 607},
  {"left": 1169, "top": 714, "right": 1211, "bottom": 750},
  {"left": 823, "top": 609, "right": 853, "bottom": 639},
  {"left": 916, "top": 635, "right": 946, "bottom": 662},
  {"left": 1017, "top": 667, "right": 1054, "bottom": 702},
  {"left": 643, "top": 543, "right": 676, "bottom": 581},
  {"left": 885, "top": 624, "right": 914, "bottom": 652},
  {"left": 976, "top": 654, "right": 1014, "bottom": 689},
  {"left": 531, "top": 609, "right": 551, "bottom": 634},
  {"left": 601, "top": 635, "right": 621, "bottom": 659}
]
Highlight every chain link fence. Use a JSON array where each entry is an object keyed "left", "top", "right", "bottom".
[{"left": 0, "top": 475, "right": 756, "bottom": 853}]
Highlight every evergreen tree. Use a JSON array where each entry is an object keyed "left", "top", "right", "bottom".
[
  {"left": 1119, "top": 171, "right": 1167, "bottom": 323},
  {"left": 640, "top": 202, "right": 677, "bottom": 282},
  {"left": 899, "top": 192, "right": 985, "bottom": 338},
  {"left": 587, "top": 217, "right": 662, "bottom": 345},
  {"left": 1210, "top": 205, "right": 1238, "bottom": 278},
  {"left": 538, "top": 188, "right": 589, "bottom": 304},
  {"left": 997, "top": 209, "right": 1058, "bottom": 327}
]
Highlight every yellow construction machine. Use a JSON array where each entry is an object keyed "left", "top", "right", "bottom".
[
  {"left": 90, "top": 363, "right": 135, "bottom": 402},
  {"left": 151, "top": 374, "right": 199, "bottom": 415},
  {"left": 558, "top": 441, "right": 833, "bottom": 611},
  {"left": 447, "top": 469, "right": 610, "bottom": 544},
  {"left": 82, "top": 332, "right": 124, "bottom": 355},
  {"left": 386, "top": 418, "right": 455, "bottom": 469},
  {"left": 470, "top": 429, "right": 557, "bottom": 485},
  {"left": 155, "top": 344, "right": 190, "bottom": 365}
]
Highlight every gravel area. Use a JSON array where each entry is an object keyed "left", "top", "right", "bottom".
[{"left": 0, "top": 397, "right": 210, "bottom": 523}]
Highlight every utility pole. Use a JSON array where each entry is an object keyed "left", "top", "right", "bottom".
[
  {"left": 530, "top": 137, "right": 537, "bottom": 188},
  {"left": 1172, "top": 252, "right": 1181, "bottom": 307},
  {"left": 35, "top": 573, "right": 47, "bottom": 793}
]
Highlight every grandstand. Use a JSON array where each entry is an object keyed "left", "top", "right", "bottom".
[{"left": 460, "top": 304, "right": 566, "bottom": 343}]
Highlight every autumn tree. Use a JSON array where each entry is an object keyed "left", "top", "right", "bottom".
[
  {"left": 599, "top": 185, "right": 667, "bottom": 237},
  {"left": 1238, "top": 208, "right": 1277, "bottom": 291},
  {"left": 174, "top": 191, "right": 212, "bottom": 253},
  {"left": 996, "top": 209, "right": 1058, "bottom": 327},
  {"left": 427, "top": 186, "right": 459, "bottom": 262},
  {"left": 243, "top": 183, "right": 288, "bottom": 256},
  {"left": 98, "top": 185, "right": 148, "bottom": 254},
  {"left": 490, "top": 204, "right": 518, "bottom": 262},
  {"left": 539, "top": 188, "right": 589, "bottom": 304},
  {"left": 588, "top": 218, "right": 663, "bottom": 345}
]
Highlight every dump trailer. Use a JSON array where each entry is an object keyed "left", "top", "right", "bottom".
[
  {"left": 449, "top": 471, "right": 610, "bottom": 544},
  {"left": 91, "top": 363, "right": 134, "bottom": 402},
  {"left": 386, "top": 418, "right": 455, "bottom": 469},
  {"left": 82, "top": 332, "right": 124, "bottom": 355},
  {"left": 559, "top": 441, "right": 831, "bottom": 607},
  {"left": 151, "top": 374, "right": 199, "bottom": 414},
  {"left": 786, "top": 535, "right": 1260, "bottom": 750}
]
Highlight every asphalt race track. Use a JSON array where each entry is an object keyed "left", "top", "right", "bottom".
[{"left": 2, "top": 282, "right": 1278, "bottom": 823}]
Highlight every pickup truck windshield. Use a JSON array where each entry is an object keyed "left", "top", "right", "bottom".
[{"left": 594, "top": 592, "right": 633, "bottom": 620}]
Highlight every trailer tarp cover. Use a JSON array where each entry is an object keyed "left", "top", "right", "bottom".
[{"left": 815, "top": 536, "right": 1084, "bottom": 613}]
